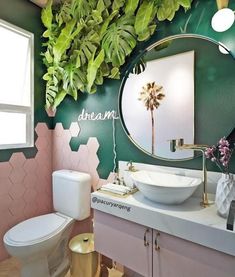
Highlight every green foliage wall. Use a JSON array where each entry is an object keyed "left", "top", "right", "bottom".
[
  {"left": 54, "top": 0, "right": 235, "bottom": 178},
  {"left": 41, "top": 0, "right": 193, "bottom": 110}
]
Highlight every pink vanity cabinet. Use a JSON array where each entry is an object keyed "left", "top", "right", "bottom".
[
  {"left": 152, "top": 230, "right": 235, "bottom": 277},
  {"left": 94, "top": 210, "right": 152, "bottom": 277},
  {"left": 94, "top": 210, "right": 235, "bottom": 277}
]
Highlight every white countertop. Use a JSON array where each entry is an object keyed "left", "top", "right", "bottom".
[{"left": 91, "top": 190, "right": 235, "bottom": 256}]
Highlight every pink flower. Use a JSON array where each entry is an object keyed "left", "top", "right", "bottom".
[
  {"left": 205, "top": 146, "right": 216, "bottom": 159},
  {"left": 205, "top": 137, "right": 234, "bottom": 174}
]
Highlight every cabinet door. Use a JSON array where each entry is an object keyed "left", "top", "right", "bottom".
[
  {"left": 153, "top": 230, "right": 235, "bottom": 277},
  {"left": 94, "top": 210, "right": 152, "bottom": 277}
]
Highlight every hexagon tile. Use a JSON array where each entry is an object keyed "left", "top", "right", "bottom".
[
  {"left": 0, "top": 121, "right": 114, "bottom": 262},
  {"left": 53, "top": 122, "right": 111, "bottom": 191},
  {"left": 0, "top": 123, "right": 53, "bottom": 261}
]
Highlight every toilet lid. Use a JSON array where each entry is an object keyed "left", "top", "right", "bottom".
[{"left": 4, "top": 213, "right": 73, "bottom": 246}]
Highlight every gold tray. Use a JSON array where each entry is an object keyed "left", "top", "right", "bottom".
[{"left": 97, "top": 187, "right": 138, "bottom": 198}]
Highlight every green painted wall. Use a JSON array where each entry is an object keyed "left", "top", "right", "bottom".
[
  {"left": 1, "top": 0, "right": 235, "bottom": 176},
  {"left": 0, "top": 0, "right": 52, "bottom": 161},
  {"left": 54, "top": 0, "right": 235, "bottom": 178}
]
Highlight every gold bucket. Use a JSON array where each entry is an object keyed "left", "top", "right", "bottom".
[{"left": 69, "top": 233, "right": 100, "bottom": 277}]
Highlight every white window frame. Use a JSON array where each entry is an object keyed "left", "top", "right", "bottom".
[{"left": 0, "top": 19, "right": 34, "bottom": 150}]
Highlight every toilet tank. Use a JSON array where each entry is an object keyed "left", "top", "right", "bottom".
[{"left": 52, "top": 170, "right": 91, "bottom": 220}]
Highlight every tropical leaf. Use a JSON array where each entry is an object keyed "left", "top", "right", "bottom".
[
  {"left": 112, "top": 0, "right": 125, "bottom": 11},
  {"left": 45, "top": 82, "right": 59, "bottom": 109},
  {"left": 72, "top": 0, "right": 93, "bottom": 20},
  {"left": 87, "top": 49, "right": 105, "bottom": 93},
  {"left": 157, "top": 0, "right": 180, "bottom": 21},
  {"left": 41, "top": 0, "right": 193, "bottom": 110},
  {"left": 41, "top": 0, "right": 53, "bottom": 29},
  {"left": 75, "top": 30, "right": 100, "bottom": 68},
  {"left": 109, "top": 67, "right": 120, "bottom": 79},
  {"left": 134, "top": 0, "right": 156, "bottom": 41},
  {"left": 125, "top": 0, "right": 140, "bottom": 15},
  {"left": 102, "top": 15, "right": 136, "bottom": 66},
  {"left": 177, "top": 0, "right": 192, "bottom": 9},
  {"left": 52, "top": 90, "right": 67, "bottom": 109},
  {"left": 99, "top": 10, "right": 119, "bottom": 39},
  {"left": 62, "top": 64, "right": 84, "bottom": 100},
  {"left": 53, "top": 19, "right": 76, "bottom": 64}
]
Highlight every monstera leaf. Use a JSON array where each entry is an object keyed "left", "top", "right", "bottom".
[
  {"left": 134, "top": 0, "right": 156, "bottom": 41},
  {"left": 112, "top": 0, "right": 125, "bottom": 11},
  {"left": 53, "top": 19, "right": 76, "bottom": 64},
  {"left": 157, "top": 0, "right": 182, "bottom": 21},
  {"left": 87, "top": 49, "right": 105, "bottom": 93},
  {"left": 125, "top": 0, "right": 140, "bottom": 15},
  {"left": 102, "top": 15, "right": 136, "bottom": 66},
  {"left": 74, "top": 30, "right": 100, "bottom": 68},
  {"left": 41, "top": 0, "right": 193, "bottom": 110}
]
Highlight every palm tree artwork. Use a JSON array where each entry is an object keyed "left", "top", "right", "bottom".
[{"left": 138, "top": 82, "right": 165, "bottom": 155}]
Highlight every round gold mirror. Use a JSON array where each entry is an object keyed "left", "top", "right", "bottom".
[{"left": 119, "top": 34, "right": 235, "bottom": 161}]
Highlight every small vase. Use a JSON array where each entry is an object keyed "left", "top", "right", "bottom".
[{"left": 215, "top": 173, "right": 235, "bottom": 218}]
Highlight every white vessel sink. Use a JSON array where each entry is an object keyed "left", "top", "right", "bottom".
[{"left": 130, "top": 170, "right": 202, "bottom": 204}]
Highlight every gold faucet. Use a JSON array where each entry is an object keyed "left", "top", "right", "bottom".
[
  {"left": 170, "top": 138, "right": 212, "bottom": 208},
  {"left": 126, "top": 161, "right": 138, "bottom": 172}
]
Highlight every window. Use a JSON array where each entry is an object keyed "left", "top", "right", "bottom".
[{"left": 0, "top": 19, "right": 34, "bottom": 149}]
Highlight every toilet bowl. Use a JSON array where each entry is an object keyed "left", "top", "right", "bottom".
[{"left": 3, "top": 170, "right": 91, "bottom": 277}]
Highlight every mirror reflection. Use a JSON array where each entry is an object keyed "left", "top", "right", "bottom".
[{"left": 119, "top": 35, "right": 235, "bottom": 161}]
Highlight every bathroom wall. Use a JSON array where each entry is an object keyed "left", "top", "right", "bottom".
[
  {"left": 53, "top": 0, "right": 235, "bottom": 183},
  {"left": 0, "top": 0, "right": 53, "bottom": 260},
  {"left": 0, "top": 0, "right": 235, "bottom": 264}
]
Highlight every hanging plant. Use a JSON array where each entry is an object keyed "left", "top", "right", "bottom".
[{"left": 41, "top": 0, "right": 193, "bottom": 111}]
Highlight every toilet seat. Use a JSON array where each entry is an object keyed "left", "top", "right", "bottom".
[{"left": 4, "top": 213, "right": 73, "bottom": 246}]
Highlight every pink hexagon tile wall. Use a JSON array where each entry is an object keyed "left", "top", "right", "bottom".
[
  {"left": 52, "top": 122, "right": 114, "bottom": 191},
  {"left": 0, "top": 121, "right": 114, "bottom": 262},
  {"left": 0, "top": 123, "right": 53, "bottom": 261}
]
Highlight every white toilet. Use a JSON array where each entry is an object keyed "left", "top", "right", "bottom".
[{"left": 3, "top": 170, "right": 91, "bottom": 277}]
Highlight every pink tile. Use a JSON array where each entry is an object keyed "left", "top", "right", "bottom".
[
  {"left": 0, "top": 178, "right": 13, "bottom": 196},
  {"left": 9, "top": 168, "right": 26, "bottom": 184},
  {"left": 23, "top": 159, "right": 38, "bottom": 174},
  {"left": 77, "top": 144, "right": 89, "bottom": 157},
  {"left": 90, "top": 170, "right": 100, "bottom": 190},
  {"left": 23, "top": 174, "right": 38, "bottom": 189},
  {"left": 77, "top": 160, "right": 89, "bottom": 173},
  {"left": 0, "top": 209, "right": 12, "bottom": 230},
  {"left": 87, "top": 137, "right": 100, "bottom": 154},
  {"left": 62, "top": 130, "right": 72, "bottom": 144},
  {"left": 36, "top": 197, "right": 51, "bottom": 215},
  {"left": 9, "top": 153, "right": 26, "bottom": 168},
  {"left": 9, "top": 198, "right": 26, "bottom": 217},
  {"left": 23, "top": 201, "right": 39, "bottom": 219},
  {"left": 54, "top": 123, "right": 64, "bottom": 137},
  {"left": 23, "top": 188, "right": 37, "bottom": 203},
  {"left": 0, "top": 195, "right": 13, "bottom": 211},
  {"left": 35, "top": 136, "right": 49, "bottom": 151},
  {"left": 88, "top": 153, "right": 100, "bottom": 170},
  {"left": 107, "top": 172, "right": 117, "bottom": 183},
  {"left": 69, "top": 152, "right": 80, "bottom": 170},
  {"left": 69, "top": 122, "right": 80, "bottom": 137},
  {"left": 35, "top": 150, "right": 51, "bottom": 169},
  {"left": 8, "top": 183, "right": 26, "bottom": 199},
  {"left": 0, "top": 162, "right": 13, "bottom": 179},
  {"left": 97, "top": 178, "right": 107, "bottom": 190},
  {"left": 35, "top": 122, "right": 49, "bottom": 137}
]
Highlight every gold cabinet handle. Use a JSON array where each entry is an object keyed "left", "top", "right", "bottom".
[
  {"left": 144, "top": 228, "right": 150, "bottom": 247},
  {"left": 155, "top": 231, "right": 160, "bottom": 251}
]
